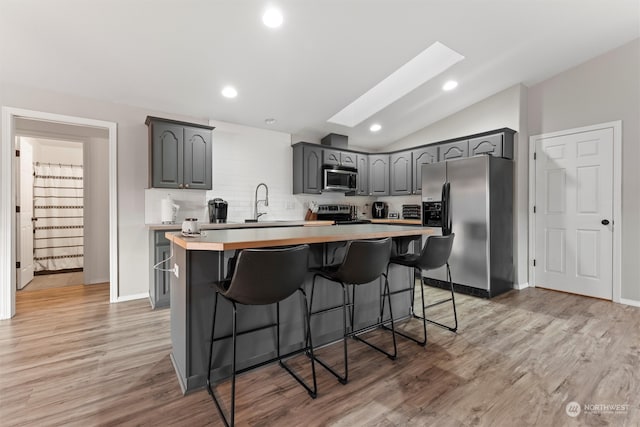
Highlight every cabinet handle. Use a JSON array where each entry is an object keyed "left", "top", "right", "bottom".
[
  {"left": 185, "top": 184, "right": 190, "bottom": 188},
  {"left": 178, "top": 184, "right": 183, "bottom": 189}
]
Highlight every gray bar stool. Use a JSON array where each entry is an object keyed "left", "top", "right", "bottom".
[
  {"left": 206, "top": 245, "right": 317, "bottom": 427},
  {"left": 308, "top": 237, "right": 395, "bottom": 384},
  {"left": 386, "top": 233, "right": 457, "bottom": 346}
]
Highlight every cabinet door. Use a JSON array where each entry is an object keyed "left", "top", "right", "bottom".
[
  {"left": 369, "top": 154, "right": 389, "bottom": 196},
  {"left": 183, "top": 127, "right": 212, "bottom": 190},
  {"left": 469, "top": 133, "right": 503, "bottom": 158},
  {"left": 152, "top": 122, "right": 183, "bottom": 188},
  {"left": 154, "top": 244, "right": 171, "bottom": 308},
  {"left": 356, "top": 154, "right": 368, "bottom": 195},
  {"left": 323, "top": 149, "right": 341, "bottom": 166},
  {"left": 303, "top": 145, "right": 323, "bottom": 194},
  {"left": 390, "top": 151, "right": 412, "bottom": 195},
  {"left": 412, "top": 146, "right": 438, "bottom": 194},
  {"left": 439, "top": 140, "right": 469, "bottom": 161},
  {"left": 340, "top": 152, "right": 357, "bottom": 168}
]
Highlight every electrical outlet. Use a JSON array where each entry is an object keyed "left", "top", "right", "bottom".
[{"left": 174, "top": 263, "right": 179, "bottom": 278}]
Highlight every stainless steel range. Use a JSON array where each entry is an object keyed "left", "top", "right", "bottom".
[{"left": 316, "top": 204, "right": 371, "bottom": 224}]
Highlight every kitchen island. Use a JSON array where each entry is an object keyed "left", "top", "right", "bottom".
[{"left": 166, "top": 224, "right": 432, "bottom": 394}]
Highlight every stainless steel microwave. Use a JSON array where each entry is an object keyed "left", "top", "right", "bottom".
[{"left": 323, "top": 165, "right": 357, "bottom": 192}]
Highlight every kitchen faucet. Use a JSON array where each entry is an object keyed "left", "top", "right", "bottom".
[{"left": 254, "top": 183, "right": 269, "bottom": 221}]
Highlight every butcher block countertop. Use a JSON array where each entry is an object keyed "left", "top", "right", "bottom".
[
  {"left": 166, "top": 223, "right": 433, "bottom": 251},
  {"left": 369, "top": 219, "right": 422, "bottom": 225},
  {"left": 147, "top": 220, "right": 334, "bottom": 230}
]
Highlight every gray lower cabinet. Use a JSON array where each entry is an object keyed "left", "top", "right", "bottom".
[
  {"left": 390, "top": 151, "right": 412, "bottom": 195},
  {"left": 356, "top": 154, "right": 369, "bottom": 195},
  {"left": 293, "top": 144, "right": 323, "bottom": 194},
  {"left": 439, "top": 140, "right": 469, "bottom": 161},
  {"left": 412, "top": 145, "right": 438, "bottom": 194},
  {"left": 146, "top": 116, "right": 214, "bottom": 190},
  {"left": 369, "top": 154, "right": 390, "bottom": 196},
  {"left": 150, "top": 230, "right": 171, "bottom": 309}
]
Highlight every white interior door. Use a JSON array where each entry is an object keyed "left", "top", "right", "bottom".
[
  {"left": 18, "top": 138, "right": 34, "bottom": 289},
  {"left": 534, "top": 127, "right": 613, "bottom": 299}
]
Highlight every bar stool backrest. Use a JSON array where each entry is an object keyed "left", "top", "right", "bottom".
[
  {"left": 417, "top": 233, "right": 455, "bottom": 272},
  {"left": 223, "top": 245, "right": 310, "bottom": 305},
  {"left": 334, "top": 238, "right": 392, "bottom": 285}
]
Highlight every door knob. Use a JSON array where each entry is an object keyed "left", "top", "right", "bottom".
[{"left": 601, "top": 219, "right": 610, "bottom": 225}]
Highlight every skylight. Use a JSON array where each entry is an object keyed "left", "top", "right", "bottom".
[{"left": 327, "top": 42, "right": 464, "bottom": 127}]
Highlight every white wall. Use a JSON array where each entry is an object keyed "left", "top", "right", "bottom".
[
  {"left": 383, "top": 84, "right": 529, "bottom": 287},
  {"left": 31, "top": 138, "right": 83, "bottom": 164},
  {"left": 528, "top": 38, "right": 640, "bottom": 301}
]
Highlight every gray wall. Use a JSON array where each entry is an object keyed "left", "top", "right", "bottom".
[
  {"left": 528, "top": 38, "right": 640, "bottom": 301},
  {"left": 1, "top": 83, "right": 210, "bottom": 298},
  {"left": 384, "top": 84, "right": 530, "bottom": 288}
]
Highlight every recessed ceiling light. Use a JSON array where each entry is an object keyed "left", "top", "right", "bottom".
[
  {"left": 263, "top": 8, "right": 283, "bottom": 28},
  {"left": 369, "top": 123, "right": 382, "bottom": 132},
  {"left": 442, "top": 80, "right": 458, "bottom": 91},
  {"left": 327, "top": 41, "right": 464, "bottom": 127},
  {"left": 221, "top": 86, "right": 238, "bottom": 98},
  {"left": 264, "top": 118, "right": 277, "bottom": 125}
]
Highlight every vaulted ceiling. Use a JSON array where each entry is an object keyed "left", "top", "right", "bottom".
[{"left": 1, "top": 1, "right": 638, "bottom": 148}]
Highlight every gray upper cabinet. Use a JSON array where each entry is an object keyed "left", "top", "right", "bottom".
[
  {"left": 183, "top": 127, "right": 212, "bottom": 190},
  {"left": 356, "top": 154, "right": 368, "bottom": 196},
  {"left": 293, "top": 144, "right": 323, "bottom": 194},
  {"left": 469, "top": 132, "right": 513, "bottom": 159},
  {"left": 324, "top": 149, "right": 357, "bottom": 168},
  {"left": 369, "top": 154, "right": 390, "bottom": 196},
  {"left": 439, "top": 140, "right": 469, "bottom": 161},
  {"left": 390, "top": 151, "right": 412, "bottom": 195},
  {"left": 151, "top": 122, "right": 183, "bottom": 188},
  {"left": 147, "top": 116, "right": 214, "bottom": 190},
  {"left": 323, "top": 149, "right": 341, "bottom": 166},
  {"left": 412, "top": 145, "right": 438, "bottom": 194},
  {"left": 340, "top": 152, "right": 357, "bottom": 168}
]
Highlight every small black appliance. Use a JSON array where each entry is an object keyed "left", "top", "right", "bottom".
[
  {"left": 208, "top": 198, "right": 228, "bottom": 223},
  {"left": 372, "top": 202, "right": 388, "bottom": 219}
]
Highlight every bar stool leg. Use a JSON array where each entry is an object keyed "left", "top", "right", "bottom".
[
  {"left": 352, "top": 273, "right": 397, "bottom": 360},
  {"left": 414, "top": 263, "right": 458, "bottom": 333},
  {"left": 306, "top": 275, "right": 349, "bottom": 384}
]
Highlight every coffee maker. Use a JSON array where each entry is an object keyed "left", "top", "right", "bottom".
[
  {"left": 372, "top": 201, "right": 388, "bottom": 219},
  {"left": 208, "top": 198, "right": 228, "bottom": 223}
]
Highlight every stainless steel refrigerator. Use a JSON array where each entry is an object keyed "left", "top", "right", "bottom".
[{"left": 421, "top": 155, "right": 513, "bottom": 297}]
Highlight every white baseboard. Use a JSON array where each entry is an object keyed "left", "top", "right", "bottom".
[
  {"left": 619, "top": 298, "right": 640, "bottom": 308},
  {"left": 115, "top": 292, "right": 149, "bottom": 303},
  {"left": 513, "top": 282, "right": 529, "bottom": 290}
]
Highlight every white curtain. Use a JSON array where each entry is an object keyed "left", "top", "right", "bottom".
[{"left": 33, "top": 163, "right": 84, "bottom": 272}]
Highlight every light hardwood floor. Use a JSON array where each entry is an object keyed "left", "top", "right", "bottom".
[
  {"left": 0, "top": 283, "right": 638, "bottom": 426},
  {"left": 20, "top": 271, "right": 86, "bottom": 292}
]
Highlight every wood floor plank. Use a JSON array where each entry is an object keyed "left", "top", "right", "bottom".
[{"left": 1, "top": 283, "right": 638, "bottom": 426}]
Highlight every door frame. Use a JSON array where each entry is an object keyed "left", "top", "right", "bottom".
[
  {"left": 528, "top": 121, "right": 622, "bottom": 303},
  {"left": 1, "top": 107, "right": 119, "bottom": 319}
]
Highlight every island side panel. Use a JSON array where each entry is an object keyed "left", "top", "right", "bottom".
[{"left": 170, "top": 242, "right": 188, "bottom": 392}]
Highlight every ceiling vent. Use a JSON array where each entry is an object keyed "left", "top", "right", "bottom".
[{"left": 321, "top": 133, "right": 348, "bottom": 149}]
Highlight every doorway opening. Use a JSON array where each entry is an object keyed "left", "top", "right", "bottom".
[
  {"left": 1, "top": 108, "right": 118, "bottom": 319},
  {"left": 16, "top": 135, "right": 91, "bottom": 292}
]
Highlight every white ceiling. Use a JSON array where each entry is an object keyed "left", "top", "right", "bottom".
[{"left": 1, "top": 1, "right": 638, "bottom": 149}]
